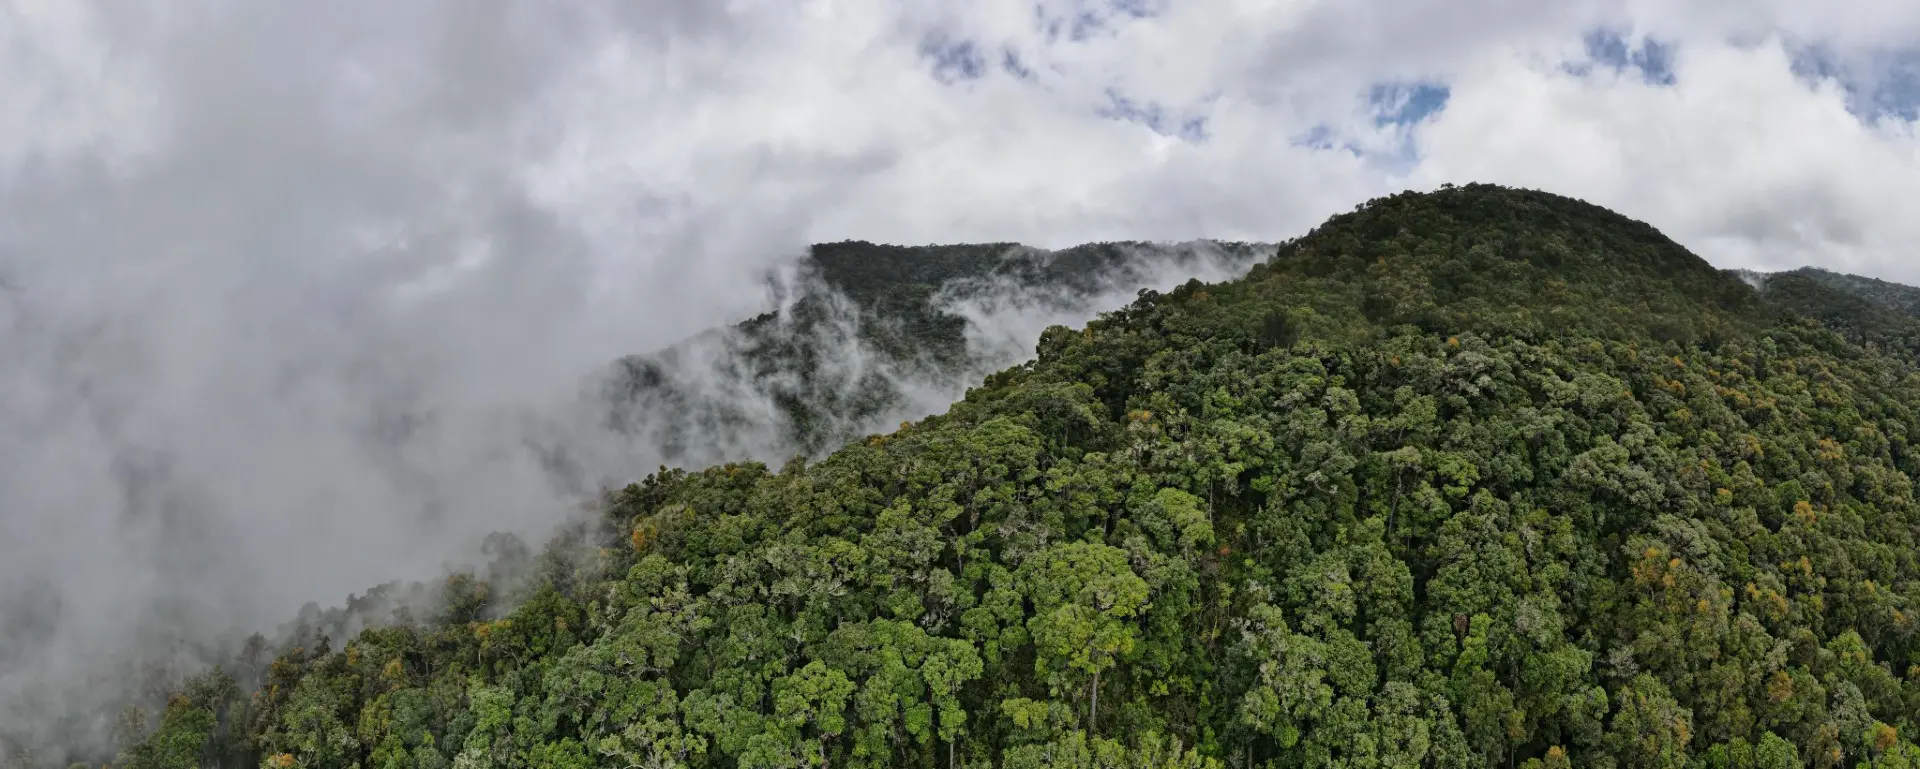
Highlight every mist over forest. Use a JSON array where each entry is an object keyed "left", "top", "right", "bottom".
[{"left": 0, "top": 231, "right": 1261, "bottom": 760}]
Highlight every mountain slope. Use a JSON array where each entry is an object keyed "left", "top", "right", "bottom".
[
  {"left": 1783, "top": 267, "right": 1920, "bottom": 319},
  {"left": 599, "top": 239, "right": 1270, "bottom": 460},
  {"left": 107, "top": 184, "right": 1920, "bottom": 769},
  {"left": 1754, "top": 267, "right": 1920, "bottom": 361}
]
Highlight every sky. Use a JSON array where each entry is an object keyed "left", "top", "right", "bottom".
[
  {"left": 5, "top": 0, "right": 1920, "bottom": 757},
  {"left": 9, "top": 1, "right": 1920, "bottom": 286}
]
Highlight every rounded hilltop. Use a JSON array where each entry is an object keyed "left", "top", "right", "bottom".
[{"left": 1107, "top": 183, "right": 1767, "bottom": 352}]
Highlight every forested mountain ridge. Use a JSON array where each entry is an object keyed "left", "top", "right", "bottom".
[
  {"left": 1748, "top": 268, "right": 1920, "bottom": 362},
  {"left": 97, "top": 183, "right": 1920, "bottom": 769},
  {"left": 599, "top": 238, "right": 1269, "bottom": 460},
  {"left": 1777, "top": 268, "right": 1920, "bottom": 320}
]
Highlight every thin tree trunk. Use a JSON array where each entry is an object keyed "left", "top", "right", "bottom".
[
  {"left": 1390, "top": 474, "right": 1403, "bottom": 539},
  {"left": 1089, "top": 666, "right": 1100, "bottom": 734},
  {"left": 1208, "top": 481, "right": 1216, "bottom": 527}
]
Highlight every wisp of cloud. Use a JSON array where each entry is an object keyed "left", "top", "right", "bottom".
[{"left": 0, "top": 0, "right": 833, "bottom": 758}]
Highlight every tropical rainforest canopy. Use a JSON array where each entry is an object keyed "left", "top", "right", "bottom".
[{"left": 88, "top": 184, "right": 1920, "bottom": 768}]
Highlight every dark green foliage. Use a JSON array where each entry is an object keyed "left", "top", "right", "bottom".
[
  {"left": 603, "top": 239, "right": 1270, "bottom": 459},
  {"left": 1756, "top": 269, "right": 1920, "bottom": 362},
  {"left": 112, "top": 671, "right": 248, "bottom": 769},
  {"left": 1783, "top": 268, "right": 1920, "bottom": 319},
  {"left": 114, "top": 184, "right": 1920, "bottom": 768}
]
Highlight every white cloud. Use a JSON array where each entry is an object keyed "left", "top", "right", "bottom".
[
  {"left": 1414, "top": 34, "right": 1920, "bottom": 276},
  {"left": 0, "top": 2, "right": 160, "bottom": 175}
]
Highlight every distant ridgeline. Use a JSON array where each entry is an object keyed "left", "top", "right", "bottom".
[
  {"left": 97, "top": 184, "right": 1920, "bottom": 769},
  {"left": 1747, "top": 267, "right": 1920, "bottom": 362},
  {"left": 600, "top": 238, "right": 1273, "bottom": 460},
  {"left": 1778, "top": 267, "right": 1920, "bottom": 319}
]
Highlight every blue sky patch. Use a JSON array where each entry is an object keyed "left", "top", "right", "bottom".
[
  {"left": 1880, "top": 55, "right": 1920, "bottom": 121},
  {"left": 1177, "top": 116, "right": 1209, "bottom": 143},
  {"left": 1568, "top": 29, "right": 1676, "bottom": 85},
  {"left": 1291, "top": 124, "right": 1356, "bottom": 154},
  {"left": 1099, "top": 88, "right": 1209, "bottom": 142},
  {"left": 921, "top": 35, "right": 986, "bottom": 83},
  {"left": 1790, "top": 43, "right": 1920, "bottom": 122},
  {"left": 1288, "top": 80, "right": 1449, "bottom": 173},
  {"left": 1368, "top": 82, "right": 1451, "bottom": 126},
  {"left": 1002, "top": 47, "right": 1037, "bottom": 81},
  {"left": 1036, "top": 0, "right": 1165, "bottom": 42}
]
